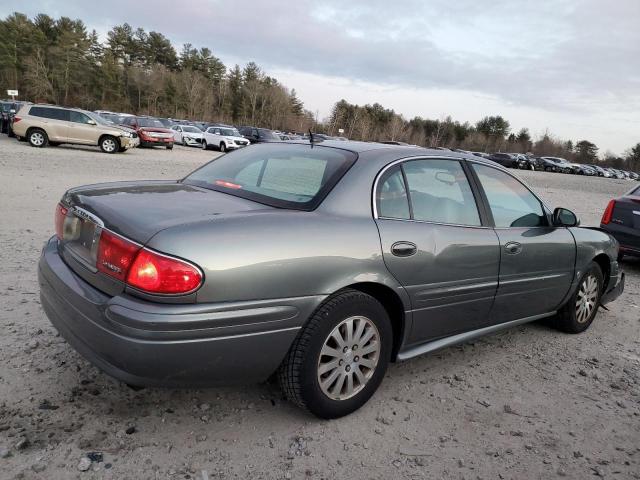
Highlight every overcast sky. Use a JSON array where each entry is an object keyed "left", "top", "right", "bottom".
[{"left": 3, "top": 0, "right": 639, "bottom": 154}]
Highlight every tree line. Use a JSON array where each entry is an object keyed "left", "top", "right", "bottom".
[
  {"left": 0, "top": 12, "right": 638, "bottom": 172},
  {"left": 0, "top": 12, "right": 314, "bottom": 131},
  {"left": 327, "top": 100, "right": 640, "bottom": 172}
]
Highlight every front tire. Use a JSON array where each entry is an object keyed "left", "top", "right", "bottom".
[
  {"left": 279, "top": 289, "right": 392, "bottom": 419},
  {"left": 219, "top": 142, "right": 226, "bottom": 153},
  {"left": 552, "top": 262, "right": 603, "bottom": 333},
  {"left": 202, "top": 140, "right": 208, "bottom": 150},
  {"left": 28, "top": 128, "right": 48, "bottom": 148},
  {"left": 100, "top": 135, "right": 119, "bottom": 154},
  {"left": 166, "top": 144, "right": 173, "bottom": 150}
]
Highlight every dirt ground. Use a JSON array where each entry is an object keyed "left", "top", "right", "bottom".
[{"left": 0, "top": 135, "right": 638, "bottom": 480}]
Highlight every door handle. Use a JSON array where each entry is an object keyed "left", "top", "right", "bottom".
[
  {"left": 391, "top": 241, "right": 417, "bottom": 257},
  {"left": 504, "top": 241, "right": 523, "bottom": 255}
]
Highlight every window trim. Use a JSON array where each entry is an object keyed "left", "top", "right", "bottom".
[
  {"left": 373, "top": 156, "right": 490, "bottom": 229},
  {"left": 466, "top": 159, "right": 553, "bottom": 229}
]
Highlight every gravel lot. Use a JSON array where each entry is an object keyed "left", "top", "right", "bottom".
[{"left": 0, "top": 135, "right": 638, "bottom": 480}]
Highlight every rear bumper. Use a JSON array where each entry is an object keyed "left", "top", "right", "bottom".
[
  {"left": 600, "top": 223, "right": 640, "bottom": 257},
  {"left": 38, "top": 237, "right": 323, "bottom": 387}
]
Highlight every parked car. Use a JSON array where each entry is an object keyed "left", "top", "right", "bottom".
[
  {"left": 12, "top": 104, "right": 138, "bottom": 153},
  {"left": 120, "top": 116, "right": 174, "bottom": 149},
  {"left": 238, "top": 126, "right": 281, "bottom": 143},
  {"left": 39, "top": 143, "right": 624, "bottom": 418},
  {"left": 513, "top": 154, "right": 537, "bottom": 170},
  {"left": 606, "top": 168, "right": 625, "bottom": 179},
  {"left": 586, "top": 165, "right": 612, "bottom": 177},
  {"left": 172, "top": 124, "right": 204, "bottom": 147},
  {"left": 5, "top": 101, "right": 31, "bottom": 137},
  {"left": 0, "top": 100, "right": 14, "bottom": 133},
  {"left": 202, "top": 125, "right": 249, "bottom": 151},
  {"left": 486, "top": 152, "right": 518, "bottom": 168},
  {"left": 600, "top": 184, "right": 640, "bottom": 260}
]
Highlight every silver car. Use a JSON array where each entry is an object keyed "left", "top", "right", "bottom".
[{"left": 39, "top": 141, "right": 624, "bottom": 418}]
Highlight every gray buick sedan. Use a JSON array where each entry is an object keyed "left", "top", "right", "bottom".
[{"left": 39, "top": 140, "right": 624, "bottom": 418}]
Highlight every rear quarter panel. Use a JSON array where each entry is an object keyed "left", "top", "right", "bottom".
[{"left": 146, "top": 211, "right": 403, "bottom": 304}]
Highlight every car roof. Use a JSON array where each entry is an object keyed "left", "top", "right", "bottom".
[{"left": 280, "top": 140, "right": 508, "bottom": 167}]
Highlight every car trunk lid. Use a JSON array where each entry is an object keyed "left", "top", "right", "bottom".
[{"left": 58, "top": 181, "right": 273, "bottom": 293}]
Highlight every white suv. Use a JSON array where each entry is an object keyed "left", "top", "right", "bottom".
[{"left": 202, "top": 126, "right": 250, "bottom": 152}]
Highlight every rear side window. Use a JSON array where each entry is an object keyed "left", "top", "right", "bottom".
[
  {"left": 377, "top": 166, "right": 410, "bottom": 219},
  {"left": 403, "top": 160, "right": 481, "bottom": 226},
  {"left": 184, "top": 143, "right": 357, "bottom": 210},
  {"left": 30, "top": 107, "right": 69, "bottom": 121},
  {"left": 473, "top": 164, "right": 547, "bottom": 228}
]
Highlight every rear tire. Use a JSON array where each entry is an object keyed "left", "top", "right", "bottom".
[
  {"left": 166, "top": 144, "right": 173, "bottom": 150},
  {"left": 551, "top": 262, "right": 603, "bottom": 333},
  {"left": 28, "top": 128, "right": 48, "bottom": 148},
  {"left": 278, "top": 289, "right": 392, "bottom": 419}
]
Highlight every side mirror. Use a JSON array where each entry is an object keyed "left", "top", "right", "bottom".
[
  {"left": 553, "top": 207, "right": 579, "bottom": 227},
  {"left": 87, "top": 119, "right": 96, "bottom": 125},
  {"left": 9, "top": 109, "right": 16, "bottom": 114}
]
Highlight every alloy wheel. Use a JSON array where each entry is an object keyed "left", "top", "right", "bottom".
[
  {"left": 30, "top": 132, "right": 45, "bottom": 146},
  {"left": 317, "top": 316, "right": 380, "bottom": 401},
  {"left": 102, "top": 138, "right": 116, "bottom": 152},
  {"left": 575, "top": 274, "right": 598, "bottom": 323}
]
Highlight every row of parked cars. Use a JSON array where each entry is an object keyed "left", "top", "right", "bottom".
[
  {"left": 464, "top": 150, "right": 639, "bottom": 180},
  {"left": 4, "top": 101, "right": 639, "bottom": 182},
  {"left": 3, "top": 102, "right": 301, "bottom": 154}
]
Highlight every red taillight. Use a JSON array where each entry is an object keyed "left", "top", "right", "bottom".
[
  {"left": 13, "top": 116, "right": 21, "bottom": 123},
  {"left": 127, "top": 249, "right": 202, "bottom": 294},
  {"left": 96, "top": 229, "right": 203, "bottom": 295},
  {"left": 601, "top": 199, "right": 616, "bottom": 225},
  {"left": 96, "top": 230, "right": 141, "bottom": 282},
  {"left": 55, "top": 203, "right": 68, "bottom": 239}
]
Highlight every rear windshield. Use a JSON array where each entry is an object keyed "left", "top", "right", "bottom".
[{"left": 183, "top": 143, "right": 357, "bottom": 210}]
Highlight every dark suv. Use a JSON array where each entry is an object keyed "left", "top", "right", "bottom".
[{"left": 238, "top": 126, "right": 281, "bottom": 144}]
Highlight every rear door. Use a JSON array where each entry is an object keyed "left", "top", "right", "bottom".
[
  {"left": 30, "top": 107, "right": 70, "bottom": 141},
  {"left": 470, "top": 162, "right": 575, "bottom": 323},
  {"left": 375, "top": 158, "right": 500, "bottom": 344},
  {"left": 67, "top": 111, "right": 100, "bottom": 145}
]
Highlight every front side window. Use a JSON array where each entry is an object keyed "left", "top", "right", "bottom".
[
  {"left": 473, "top": 164, "right": 547, "bottom": 228},
  {"left": 403, "top": 159, "right": 481, "bottom": 226},
  {"left": 184, "top": 143, "right": 356, "bottom": 210},
  {"left": 69, "top": 111, "right": 92, "bottom": 124}
]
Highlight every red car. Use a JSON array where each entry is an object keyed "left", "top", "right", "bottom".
[{"left": 121, "top": 116, "right": 174, "bottom": 149}]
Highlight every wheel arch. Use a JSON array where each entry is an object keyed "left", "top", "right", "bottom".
[
  {"left": 342, "top": 281, "right": 409, "bottom": 361},
  {"left": 98, "top": 133, "right": 120, "bottom": 148},
  {"left": 592, "top": 253, "right": 611, "bottom": 292}
]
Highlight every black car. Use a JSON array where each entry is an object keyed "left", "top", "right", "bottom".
[
  {"left": 0, "top": 101, "right": 12, "bottom": 133},
  {"left": 486, "top": 153, "right": 518, "bottom": 168},
  {"left": 601, "top": 184, "right": 640, "bottom": 260},
  {"left": 238, "top": 126, "right": 281, "bottom": 143},
  {"left": 3, "top": 101, "right": 30, "bottom": 137}
]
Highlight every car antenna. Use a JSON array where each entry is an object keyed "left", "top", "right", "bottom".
[{"left": 308, "top": 129, "right": 314, "bottom": 148}]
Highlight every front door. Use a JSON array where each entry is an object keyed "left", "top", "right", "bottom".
[
  {"left": 375, "top": 158, "right": 500, "bottom": 345},
  {"left": 470, "top": 163, "right": 575, "bottom": 323},
  {"left": 67, "top": 111, "right": 100, "bottom": 145}
]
